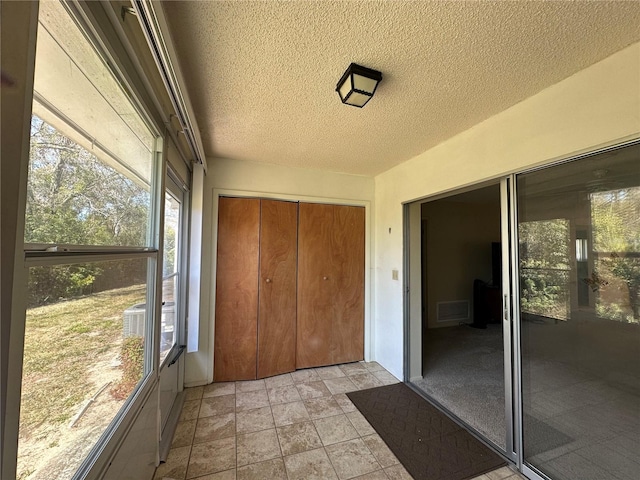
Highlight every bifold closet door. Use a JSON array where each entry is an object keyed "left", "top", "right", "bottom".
[
  {"left": 297, "top": 203, "right": 365, "bottom": 369},
  {"left": 257, "top": 200, "right": 298, "bottom": 378},
  {"left": 214, "top": 197, "right": 260, "bottom": 381},
  {"left": 297, "top": 203, "right": 334, "bottom": 368},
  {"left": 331, "top": 205, "right": 365, "bottom": 364}
]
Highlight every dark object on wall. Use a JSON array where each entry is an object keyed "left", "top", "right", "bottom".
[
  {"left": 472, "top": 279, "right": 489, "bottom": 329},
  {"left": 472, "top": 279, "right": 501, "bottom": 328}
]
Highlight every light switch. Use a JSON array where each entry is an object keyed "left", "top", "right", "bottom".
[{"left": 392, "top": 269, "right": 399, "bottom": 281}]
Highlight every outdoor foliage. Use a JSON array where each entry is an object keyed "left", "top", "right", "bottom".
[
  {"left": 18, "top": 284, "right": 145, "bottom": 480},
  {"left": 28, "top": 265, "right": 100, "bottom": 308},
  {"left": 518, "top": 188, "right": 639, "bottom": 323},
  {"left": 25, "top": 116, "right": 150, "bottom": 305},
  {"left": 110, "top": 336, "right": 145, "bottom": 400},
  {"left": 163, "top": 223, "right": 177, "bottom": 276},
  {"left": 519, "top": 219, "right": 570, "bottom": 320},
  {"left": 591, "top": 188, "right": 640, "bottom": 322},
  {"left": 606, "top": 253, "right": 640, "bottom": 321},
  {"left": 19, "top": 285, "right": 145, "bottom": 440}
]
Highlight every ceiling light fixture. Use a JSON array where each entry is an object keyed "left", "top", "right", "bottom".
[{"left": 336, "top": 63, "right": 382, "bottom": 108}]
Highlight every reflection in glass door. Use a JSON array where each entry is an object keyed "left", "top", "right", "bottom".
[{"left": 516, "top": 143, "right": 640, "bottom": 480}]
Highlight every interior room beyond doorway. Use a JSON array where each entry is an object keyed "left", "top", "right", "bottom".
[{"left": 411, "top": 183, "right": 506, "bottom": 450}]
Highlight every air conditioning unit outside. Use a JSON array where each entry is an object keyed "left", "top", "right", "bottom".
[
  {"left": 123, "top": 302, "right": 176, "bottom": 337},
  {"left": 123, "top": 303, "right": 146, "bottom": 337}
]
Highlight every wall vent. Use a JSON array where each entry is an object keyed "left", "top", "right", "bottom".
[{"left": 436, "top": 300, "right": 470, "bottom": 323}]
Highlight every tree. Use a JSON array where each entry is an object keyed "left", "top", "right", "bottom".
[
  {"left": 519, "top": 219, "right": 570, "bottom": 320},
  {"left": 591, "top": 188, "right": 640, "bottom": 322},
  {"left": 25, "top": 116, "right": 150, "bottom": 305},
  {"left": 607, "top": 253, "right": 640, "bottom": 321}
]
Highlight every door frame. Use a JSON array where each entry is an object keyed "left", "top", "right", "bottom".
[
  {"left": 158, "top": 168, "right": 189, "bottom": 459},
  {"left": 502, "top": 176, "right": 520, "bottom": 464}
]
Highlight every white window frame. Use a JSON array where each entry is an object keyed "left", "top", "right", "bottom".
[{"left": 3, "top": 1, "right": 172, "bottom": 479}]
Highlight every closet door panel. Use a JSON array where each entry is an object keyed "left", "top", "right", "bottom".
[
  {"left": 257, "top": 200, "right": 298, "bottom": 378},
  {"left": 297, "top": 203, "right": 335, "bottom": 368},
  {"left": 332, "top": 205, "right": 365, "bottom": 364},
  {"left": 214, "top": 197, "right": 260, "bottom": 381}
]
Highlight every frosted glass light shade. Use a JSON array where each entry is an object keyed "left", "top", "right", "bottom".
[{"left": 336, "top": 63, "right": 382, "bottom": 108}]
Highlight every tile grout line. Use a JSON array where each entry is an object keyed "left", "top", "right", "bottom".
[
  {"left": 162, "top": 363, "right": 410, "bottom": 479},
  {"left": 182, "top": 395, "right": 202, "bottom": 480},
  {"left": 234, "top": 397, "right": 238, "bottom": 476}
]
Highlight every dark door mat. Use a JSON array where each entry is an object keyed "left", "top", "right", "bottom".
[{"left": 347, "top": 383, "right": 506, "bottom": 480}]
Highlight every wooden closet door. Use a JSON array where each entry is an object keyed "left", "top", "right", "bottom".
[
  {"left": 257, "top": 200, "right": 298, "bottom": 378},
  {"left": 297, "top": 203, "right": 335, "bottom": 368},
  {"left": 331, "top": 205, "right": 365, "bottom": 364},
  {"left": 297, "top": 203, "right": 365, "bottom": 368},
  {"left": 214, "top": 197, "right": 260, "bottom": 381}
]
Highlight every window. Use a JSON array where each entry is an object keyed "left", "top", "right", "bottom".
[
  {"left": 26, "top": 116, "right": 151, "bottom": 247},
  {"left": 18, "top": 2, "right": 162, "bottom": 478},
  {"left": 19, "top": 259, "right": 152, "bottom": 478}
]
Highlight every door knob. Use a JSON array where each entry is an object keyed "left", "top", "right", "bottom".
[
  {"left": 323, "top": 276, "right": 328, "bottom": 280},
  {"left": 265, "top": 278, "right": 271, "bottom": 283}
]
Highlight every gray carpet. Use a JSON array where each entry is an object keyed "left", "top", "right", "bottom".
[
  {"left": 413, "top": 324, "right": 506, "bottom": 449},
  {"left": 414, "top": 319, "right": 640, "bottom": 480}
]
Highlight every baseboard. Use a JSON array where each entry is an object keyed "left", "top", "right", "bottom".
[{"left": 159, "top": 391, "right": 185, "bottom": 462}]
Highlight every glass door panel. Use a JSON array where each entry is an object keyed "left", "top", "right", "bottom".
[
  {"left": 159, "top": 178, "right": 185, "bottom": 431},
  {"left": 410, "top": 183, "right": 508, "bottom": 452},
  {"left": 516, "top": 143, "right": 640, "bottom": 480},
  {"left": 160, "top": 274, "right": 178, "bottom": 364},
  {"left": 160, "top": 192, "right": 181, "bottom": 365}
]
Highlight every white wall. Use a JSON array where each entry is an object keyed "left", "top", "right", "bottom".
[
  {"left": 185, "top": 158, "right": 375, "bottom": 386},
  {"left": 374, "top": 43, "right": 640, "bottom": 379},
  {"left": 423, "top": 199, "right": 501, "bottom": 328}
]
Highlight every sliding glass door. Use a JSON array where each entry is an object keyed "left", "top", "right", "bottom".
[
  {"left": 405, "top": 142, "right": 639, "bottom": 480},
  {"left": 515, "top": 143, "right": 640, "bottom": 480}
]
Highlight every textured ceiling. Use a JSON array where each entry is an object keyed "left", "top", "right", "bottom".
[{"left": 162, "top": 1, "right": 640, "bottom": 176}]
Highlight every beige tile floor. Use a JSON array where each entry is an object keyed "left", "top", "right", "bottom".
[{"left": 154, "top": 362, "right": 527, "bottom": 480}]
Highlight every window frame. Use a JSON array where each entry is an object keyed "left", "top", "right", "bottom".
[
  {"left": 13, "top": 1, "right": 170, "bottom": 479},
  {"left": 160, "top": 173, "right": 185, "bottom": 367}
]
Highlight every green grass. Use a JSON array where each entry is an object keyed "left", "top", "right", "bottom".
[{"left": 19, "top": 284, "right": 146, "bottom": 440}]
